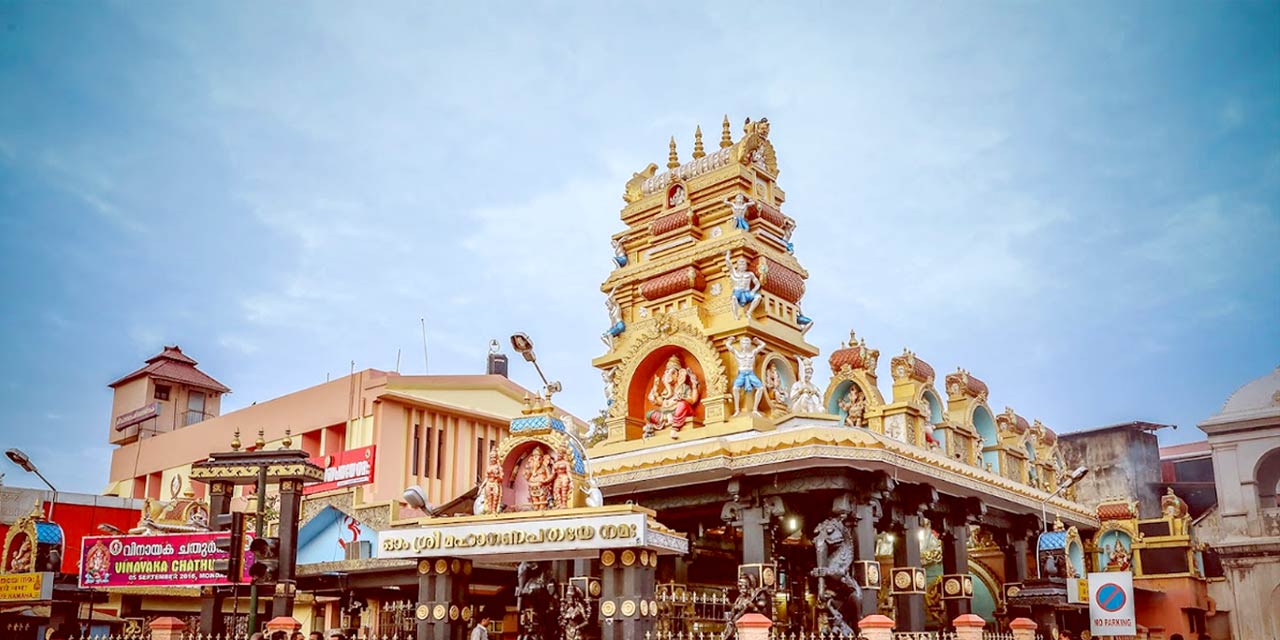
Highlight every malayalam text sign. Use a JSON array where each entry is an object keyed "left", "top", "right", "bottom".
[
  {"left": 0, "top": 572, "right": 53, "bottom": 602},
  {"left": 1088, "top": 571, "right": 1136, "bottom": 636},
  {"left": 79, "top": 532, "right": 252, "bottom": 588},
  {"left": 378, "top": 512, "right": 677, "bottom": 561},
  {"left": 305, "top": 445, "right": 377, "bottom": 494}
]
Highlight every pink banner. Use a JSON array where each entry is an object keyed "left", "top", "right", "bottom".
[{"left": 79, "top": 532, "right": 252, "bottom": 588}]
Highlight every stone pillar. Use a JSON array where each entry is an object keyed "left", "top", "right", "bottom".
[
  {"left": 416, "top": 558, "right": 471, "bottom": 640},
  {"left": 736, "top": 613, "right": 772, "bottom": 640},
  {"left": 272, "top": 478, "right": 305, "bottom": 618},
  {"left": 852, "top": 500, "right": 882, "bottom": 620},
  {"left": 858, "top": 614, "right": 895, "bottom": 640},
  {"left": 1009, "top": 617, "right": 1037, "bottom": 640},
  {"left": 940, "top": 519, "right": 973, "bottom": 620},
  {"left": 890, "top": 514, "right": 926, "bottom": 631},
  {"left": 148, "top": 617, "right": 189, "bottom": 640},
  {"left": 599, "top": 548, "right": 657, "bottom": 640},
  {"left": 198, "top": 586, "right": 226, "bottom": 636},
  {"left": 722, "top": 489, "right": 784, "bottom": 565},
  {"left": 952, "top": 613, "right": 985, "bottom": 640},
  {"left": 996, "top": 523, "right": 1033, "bottom": 619}
]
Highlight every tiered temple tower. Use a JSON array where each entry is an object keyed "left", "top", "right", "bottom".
[{"left": 592, "top": 116, "right": 819, "bottom": 448}]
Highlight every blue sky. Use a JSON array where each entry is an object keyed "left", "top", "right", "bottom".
[{"left": 1, "top": 2, "right": 1277, "bottom": 493}]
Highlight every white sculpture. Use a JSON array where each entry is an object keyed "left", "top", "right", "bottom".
[
  {"left": 789, "top": 356, "right": 823, "bottom": 414},
  {"left": 725, "top": 336, "right": 767, "bottom": 417}
]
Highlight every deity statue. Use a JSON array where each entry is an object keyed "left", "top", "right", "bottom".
[
  {"left": 838, "top": 385, "right": 866, "bottom": 427},
  {"left": 782, "top": 219, "right": 796, "bottom": 253},
  {"left": 722, "top": 574, "right": 770, "bottom": 640},
  {"left": 602, "top": 366, "right": 617, "bottom": 407},
  {"left": 82, "top": 540, "right": 111, "bottom": 585},
  {"left": 1105, "top": 541, "right": 1131, "bottom": 572},
  {"left": 559, "top": 585, "right": 590, "bottom": 640},
  {"left": 481, "top": 448, "right": 504, "bottom": 515},
  {"left": 600, "top": 287, "right": 625, "bottom": 349},
  {"left": 611, "top": 236, "right": 628, "bottom": 268},
  {"left": 522, "top": 447, "right": 553, "bottom": 510},
  {"left": 724, "top": 251, "right": 762, "bottom": 320},
  {"left": 725, "top": 336, "right": 767, "bottom": 417},
  {"left": 669, "top": 185, "right": 686, "bottom": 208},
  {"left": 551, "top": 444, "right": 573, "bottom": 509},
  {"left": 516, "top": 561, "right": 560, "bottom": 640},
  {"left": 7, "top": 537, "right": 32, "bottom": 573},
  {"left": 645, "top": 355, "right": 701, "bottom": 439},
  {"left": 796, "top": 303, "right": 814, "bottom": 336},
  {"left": 724, "top": 193, "right": 754, "bottom": 231},
  {"left": 764, "top": 361, "right": 789, "bottom": 412},
  {"left": 1162, "top": 487, "right": 1190, "bottom": 536},
  {"left": 789, "top": 356, "right": 824, "bottom": 414}
]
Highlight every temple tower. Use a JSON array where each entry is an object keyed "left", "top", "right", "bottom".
[{"left": 592, "top": 116, "right": 819, "bottom": 449}]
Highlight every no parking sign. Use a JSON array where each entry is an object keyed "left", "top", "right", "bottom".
[{"left": 1088, "top": 571, "right": 1136, "bottom": 636}]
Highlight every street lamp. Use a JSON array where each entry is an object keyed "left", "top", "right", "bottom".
[
  {"left": 1040, "top": 466, "right": 1089, "bottom": 532},
  {"left": 5, "top": 448, "right": 57, "bottom": 521}
]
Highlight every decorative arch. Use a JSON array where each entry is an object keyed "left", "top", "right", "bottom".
[
  {"left": 972, "top": 405, "right": 997, "bottom": 445},
  {"left": 921, "top": 388, "right": 944, "bottom": 425},
  {"left": 1254, "top": 447, "right": 1280, "bottom": 508},
  {"left": 760, "top": 353, "right": 795, "bottom": 417},
  {"left": 607, "top": 314, "right": 728, "bottom": 420},
  {"left": 626, "top": 345, "right": 707, "bottom": 431},
  {"left": 822, "top": 366, "right": 885, "bottom": 420}
]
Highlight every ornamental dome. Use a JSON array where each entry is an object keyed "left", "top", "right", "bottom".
[{"left": 1217, "top": 365, "right": 1280, "bottom": 417}]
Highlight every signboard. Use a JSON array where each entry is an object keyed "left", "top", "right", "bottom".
[
  {"left": 1066, "top": 577, "right": 1088, "bottom": 604},
  {"left": 378, "top": 512, "right": 686, "bottom": 562},
  {"left": 305, "top": 445, "right": 377, "bottom": 495},
  {"left": 114, "top": 403, "right": 161, "bottom": 431},
  {"left": 1088, "top": 571, "right": 1136, "bottom": 636},
  {"left": 0, "top": 572, "right": 53, "bottom": 602},
  {"left": 78, "top": 532, "right": 252, "bottom": 588}
]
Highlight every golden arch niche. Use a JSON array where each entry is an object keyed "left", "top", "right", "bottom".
[{"left": 629, "top": 345, "right": 707, "bottom": 441}]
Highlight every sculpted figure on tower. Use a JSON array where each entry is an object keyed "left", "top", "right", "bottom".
[
  {"left": 725, "top": 251, "right": 762, "bottom": 320},
  {"left": 523, "top": 447, "right": 553, "bottom": 510},
  {"left": 482, "top": 448, "right": 504, "bottom": 515},
  {"left": 789, "top": 356, "right": 823, "bottom": 414},
  {"left": 726, "top": 336, "right": 767, "bottom": 416},
  {"left": 600, "top": 287, "right": 625, "bottom": 349},
  {"left": 645, "top": 355, "right": 701, "bottom": 439}
]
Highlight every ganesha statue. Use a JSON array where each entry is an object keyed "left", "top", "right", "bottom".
[{"left": 644, "top": 354, "right": 701, "bottom": 439}]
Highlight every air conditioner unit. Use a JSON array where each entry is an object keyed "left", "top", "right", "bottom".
[{"left": 344, "top": 540, "right": 371, "bottom": 561}]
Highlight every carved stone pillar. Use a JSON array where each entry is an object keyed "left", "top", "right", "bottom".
[
  {"left": 599, "top": 548, "right": 657, "bottom": 640},
  {"left": 416, "top": 558, "right": 471, "bottom": 640},
  {"left": 940, "top": 515, "right": 975, "bottom": 621},
  {"left": 722, "top": 491, "right": 785, "bottom": 565},
  {"left": 886, "top": 485, "right": 934, "bottom": 632},
  {"left": 996, "top": 520, "right": 1035, "bottom": 616},
  {"left": 853, "top": 500, "right": 882, "bottom": 620}
]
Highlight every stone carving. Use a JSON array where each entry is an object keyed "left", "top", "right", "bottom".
[
  {"left": 838, "top": 386, "right": 867, "bottom": 427},
  {"left": 559, "top": 585, "right": 589, "bottom": 640},
  {"left": 725, "top": 193, "right": 754, "bottom": 231},
  {"left": 726, "top": 336, "right": 767, "bottom": 417},
  {"left": 516, "top": 561, "right": 559, "bottom": 640},
  {"left": 481, "top": 448, "right": 504, "bottom": 515},
  {"left": 722, "top": 573, "right": 770, "bottom": 640},
  {"left": 668, "top": 184, "right": 686, "bottom": 208},
  {"left": 644, "top": 354, "right": 701, "bottom": 439},
  {"left": 600, "top": 287, "right": 625, "bottom": 350},
  {"left": 725, "top": 251, "right": 762, "bottom": 320},
  {"left": 811, "top": 517, "right": 862, "bottom": 635},
  {"left": 611, "top": 236, "right": 628, "bottom": 268}
]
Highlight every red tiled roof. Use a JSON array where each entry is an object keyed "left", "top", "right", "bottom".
[
  {"left": 109, "top": 345, "right": 230, "bottom": 393},
  {"left": 1097, "top": 502, "right": 1135, "bottom": 520},
  {"left": 1159, "top": 441, "right": 1210, "bottom": 459}
]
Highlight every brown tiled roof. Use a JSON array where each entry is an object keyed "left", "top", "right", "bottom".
[
  {"left": 109, "top": 345, "right": 230, "bottom": 393},
  {"left": 1097, "top": 502, "right": 1136, "bottom": 520}
]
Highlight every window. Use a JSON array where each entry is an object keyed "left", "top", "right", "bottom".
[
  {"left": 412, "top": 424, "right": 421, "bottom": 476},
  {"left": 424, "top": 426, "right": 434, "bottom": 478},
  {"left": 476, "top": 437, "right": 485, "bottom": 483},
  {"left": 185, "top": 391, "right": 206, "bottom": 426},
  {"left": 154, "top": 384, "right": 171, "bottom": 401}
]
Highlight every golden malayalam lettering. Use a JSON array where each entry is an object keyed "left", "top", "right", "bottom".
[{"left": 382, "top": 521, "right": 645, "bottom": 554}]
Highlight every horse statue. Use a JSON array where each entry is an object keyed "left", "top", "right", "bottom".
[
  {"left": 811, "top": 516, "right": 863, "bottom": 635},
  {"left": 515, "top": 561, "right": 559, "bottom": 640}
]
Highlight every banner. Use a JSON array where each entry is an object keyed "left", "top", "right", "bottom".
[
  {"left": 79, "top": 532, "right": 252, "bottom": 588},
  {"left": 1088, "top": 571, "right": 1136, "bottom": 636},
  {"left": 305, "top": 445, "right": 376, "bottom": 495}
]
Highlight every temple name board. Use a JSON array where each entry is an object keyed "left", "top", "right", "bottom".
[
  {"left": 304, "top": 445, "right": 376, "bottom": 495},
  {"left": 0, "top": 572, "right": 53, "bottom": 602},
  {"left": 114, "top": 403, "right": 160, "bottom": 431},
  {"left": 377, "top": 512, "right": 686, "bottom": 561},
  {"left": 79, "top": 532, "right": 253, "bottom": 588}
]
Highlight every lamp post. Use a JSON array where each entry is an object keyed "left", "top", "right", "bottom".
[
  {"left": 6, "top": 448, "right": 58, "bottom": 521},
  {"left": 1040, "top": 466, "right": 1089, "bottom": 532}
]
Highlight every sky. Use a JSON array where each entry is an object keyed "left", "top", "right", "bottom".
[{"left": 0, "top": 1, "right": 1277, "bottom": 494}]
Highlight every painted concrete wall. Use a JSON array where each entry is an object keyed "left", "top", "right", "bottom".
[{"left": 1059, "top": 427, "right": 1162, "bottom": 515}]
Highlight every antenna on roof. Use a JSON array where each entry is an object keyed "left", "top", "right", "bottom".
[{"left": 420, "top": 317, "right": 429, "bottom": 374}]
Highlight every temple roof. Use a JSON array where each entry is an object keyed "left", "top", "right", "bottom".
[
  {"left": 1216, "top": 365, "right": 1280, "bottom": 417},
  {"left": 109, "top": 345, "right": 230, "bottom": 393}
]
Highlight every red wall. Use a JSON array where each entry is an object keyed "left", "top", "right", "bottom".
[{"left": 0, "top": 501, "right": 141, "bottom": 574}]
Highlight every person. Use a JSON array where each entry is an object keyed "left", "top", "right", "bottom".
[
  {"left": 470, "top": 614, "right": 491, "bottom": 640},
  {"left": 328, "top": 633, "right": 344, "bottom": 640},
  {"left": 270, "top": 631, "right": 287, "bottom": 640},
  {"left": 309, "top": 633, "right": 324, "bottom": 640},
  {"left": 292, "top": 632, "right": 305, "bottom": 640}
]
